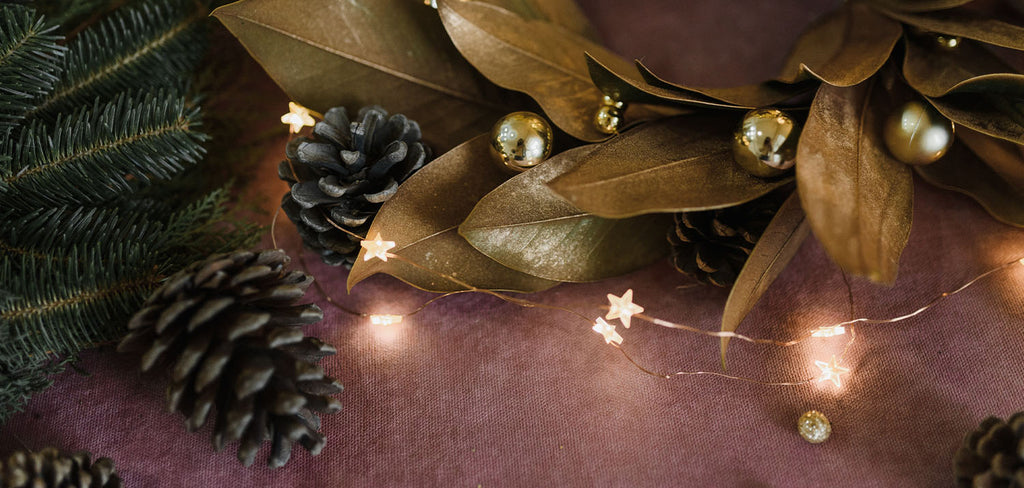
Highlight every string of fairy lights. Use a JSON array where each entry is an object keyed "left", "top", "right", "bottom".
[{"left": 277, "top": 102, "right": 1024, "bottom": 392}]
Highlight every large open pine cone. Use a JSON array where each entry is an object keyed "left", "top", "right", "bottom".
[
  {"left": 954, "top": 412, "right": 1024, "bottom": 487},
  {"left": 118, "top": 249, "right": 343, "bottom": 468},
  {"left": 668, "top": 191, "right": 787, "bottom": 287},
  {"left": 0, "top": 447, "right": 121, "bottom": 488},
  {"left": 280, "top": 106, "right": 430, "bottom": 268}
]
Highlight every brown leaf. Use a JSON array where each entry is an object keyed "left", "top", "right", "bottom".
[
  {"left": 779, "top": 3, "right": 902, "bottom": 87},
  {"left": 460, "top": 145, "right": 672, "bottom": 282},
  {"left": 213, "top": 0, "right": 526, "bottom": 152},
  {"left": 902, "top": 34, "right": 1022, "bottom": 97},
  {"left": 882, "top": 8, "right": 1024, "bottom": 50},
  {"left": 478, "top": 0, "right": 601, "bottom": 43},
  {"left": 958, "top": 127, "right": 1024, "bottom": 192},
  {"left": 546, "top": 115, "right": 794, "bottom": 218},
  {"left": 866, "top": 0, "right": 977, "bottom": 12},
  {"left": 437, "top": 0, "right": 635, "bottom": 142},
  {"left": 586, "top": 54, "right": 736, "bottom": 109},
  {"left": 635, "top": 61, "right": 817, "bottom": 108},
  {"left": 796, "top": 80, "right": 913, "bottom": 284},
  {"left": 346, "top": 135, "right": 559, "bottom": 293},
  {"left": 720, "top": 192, "right": 809, "bottom": 368},
  {"left": 916, "top": 138, "right": 1024, "bottom": 226},
  {"left": 902, "top": 35, "right": 1024, "bottom": 144}
]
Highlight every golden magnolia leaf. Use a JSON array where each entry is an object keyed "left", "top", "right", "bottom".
[
  {"left": 477, "top": 0, "right": 601, "bottom": 42},
  {"left": 546, "top": 115, "right": 793, "bottom": 218},
  {"left": 916, "top": 136, "right": 1024, "bottom": 227},
  {"left": 635, "top": 61, "right": 817, "bottom": 108},
  {"left": 720, "top": 192, "right": 809, "bottom": 368},
  {"left": 902, "top": 35, "right": 1024, "bottom": 145},
  {"left": 902, "top": 34, "right": 1022, "bottom": 97},
  {"left": 213, "top": 0, "right": 526, "bottom": 152},
  {"left": 779, "top": 2, "right": 902, "bottom": 87},
  {"left": 437, "top": 0, "right": 635, "bottom": 142},
  {"left": 957, "top": 127, "right": 1024, "bottom": 193},
  {"left": 347, "top": 135, "right": 559, "bottom": 293},
  {"left": 796, "top": 80, "right": 913, "bottom": 285},
  {"left": 882, "top": 8, "right": 1024, "bottom": 50},
  {"left": 460, "top": 145, "right": 672, "bottom": 282},
  {"left": 586, "top": 54, "right": 734, "bottom": 109},
  {"left": 866, "top": 0, "right": 977, "bottom": 12}
]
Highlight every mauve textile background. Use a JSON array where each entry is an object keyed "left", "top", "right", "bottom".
[{"left": 3, "top": 1, "right": 1024, "bottom": 486}]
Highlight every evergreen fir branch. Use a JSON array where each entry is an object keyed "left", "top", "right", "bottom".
[
  {"left": 0, "top": 357, "right": 65, "bottom": 423},
  {"left": 0, "top": 5, "right": 65, "bottom": 138},
  {"left": 0, "top": 89, "right": 207, "bottom": 209},
  {"left": 0, "top": 206, "right": 166, "bottom": 263},
  {"left": 27, "top": 0, "right": 204, "bottom": 120},
  {"left": 0, "top": 245, "right": 164, "bottom": 365}
]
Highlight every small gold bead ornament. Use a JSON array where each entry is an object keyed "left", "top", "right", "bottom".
[
  {"left": 594, "top": 95, "right": 626, "bottom": 134},
  {"left": 935, "top": 34, "right": 961, "bottom": 48},
  {"left": 490, "top": 111, "right": 554, "bottom": 173},
  {"left": 883, "top": 100, "right": 954, "bottom": 166},
  {"left": 797, "top": 410, "right": 832, "bottom": 444},
  {"left": 732, "top": 108, "right": 801, "bottom": 178}
]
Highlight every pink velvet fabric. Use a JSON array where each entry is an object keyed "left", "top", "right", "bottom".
[{"left": 3, "top": 1, "right": 1024, "bottom": 486}]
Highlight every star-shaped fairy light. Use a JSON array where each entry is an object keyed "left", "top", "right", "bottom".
[
  {"left": 360, "top": 232, "right": 396, "bottom": 262},
  {"left": 592, "top": 318, "right": 623, "bottom": 345},
  {"left": 281, "top": 101, "right": 315, "bottom": 133},
  {"left": 606, "top": 289, "right": 644, "bottom": 328},
  {"left": 815, "top": 356, "right": 850, "bottom": 388}
]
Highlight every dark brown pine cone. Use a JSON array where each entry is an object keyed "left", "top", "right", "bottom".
[
  {"left": 0, "top": 447, "right": 121, "bottom": 488},
  {"left": 668, "top": 191, "right": 788, "bottom": 287},
  {"left": 279, "top": 106, "right": 430, "bottom": 268},
  {"left": 118, "top": 249, "right": 343, "bottom": 468},
  {"left": 954, "top": 412, "right": 1024, "bottom": 488}
]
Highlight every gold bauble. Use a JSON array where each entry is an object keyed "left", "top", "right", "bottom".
[
  {"left": 883, "top": 100, "right": 954, "bottom": 165},
  {"left": 732, "top": 108, "right": 801, "bottom": 178},
  {"left": 797, "top": 410, "right": 832, "bottom": 444},
  {"left": 490, "top": 111, "right": 554, "bottom": 173},
  {"left": 594, "top": 95, "right": 626, "bottom": 134}
]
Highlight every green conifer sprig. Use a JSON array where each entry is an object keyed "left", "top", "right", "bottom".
[
  {"left": 1, "top": 89, "right": 206, "bottom": 209},
  {"left": 0, "top": 6, "right": 65, "bottom": 138},
  {"left": 28, "top": 0, "right": 205, "bottom": 121},
  {"left": 0, "top": 245, "right": 161, "bottom": 365},
  {"left": 0, "top": 2, "right": 262, "bottom": 421}
]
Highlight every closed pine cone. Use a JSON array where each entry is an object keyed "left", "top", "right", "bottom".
[
  {"left": 118, "top": 249, "right": 343, "bottom": 468},
  {"left": 953, "top": 412, "right": 1024, "bottom": 487},
  {"left": 279, "top": 106, "right": 430, "bottom": 268},
  {"left": 668, "top": 192, "right": 785, "bottom": 287},
  {"left": 0, "top": 447, "right": 120, "bottom": 488}
]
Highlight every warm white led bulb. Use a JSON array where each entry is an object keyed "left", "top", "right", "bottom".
[
  {"left": 606, "top": 289, "right": 644, "bottom": 328},
  {"left": 370, "top": 315, "right": 403, "bottom": 326},
  {"left": 811, "top": 325, "right": 847, "bottom": 338},
  {"left": 592, "top": 318, "right": 623, "bottom": 345},
  {"left": 815, "top": 356, "right": 850, "bottom": 388},
  {"left": 361, "top": 233, "right": 396, "bottom": 262},
  {"left": 281, "top": 102, "right": 315, "bottom": 133}
]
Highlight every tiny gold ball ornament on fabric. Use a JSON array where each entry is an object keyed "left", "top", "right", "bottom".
[
  {"left": 883, "top": 100, "right": 954, "bottom": 166},
  {"left": 490, "top": 111, "right": 554, "bottom": 173},
  {"left": 732, "top": 108, "right": 801, "bottom": 178},
  {"left": 797, "top": 410, "right": 832, "bottom": 444}
]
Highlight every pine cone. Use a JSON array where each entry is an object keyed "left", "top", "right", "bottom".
[
  {"left": 118, "top": 249, "right": 343, "bottom": 468},
  {"left": 0, "top": 447, "right": 121, "bottom": 488},
  {"left": 954, "top": 412, "right": 1024, "bottom": 488},
  {"left": 279, "top": 106, "right": 430, "bottom": 268},
  {"left": 668, "top": 191, "right": 787, "bottom": 287}
]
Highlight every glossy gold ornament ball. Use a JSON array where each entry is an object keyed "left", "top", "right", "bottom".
[
  {"left": 490, "top": 111, "right": 554, "bottom": 173},
  {"left": 797, "top": 410, "right": 832, "bottom": 444},
  {"left": 883, "top": 100, "right": 954, "bottom": 166},
  {"left": 594, "top": 95, "right": 626, "bottom": 134},
  {"left": 732, "top": 108, "right": 801, "bottom": 178}
]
